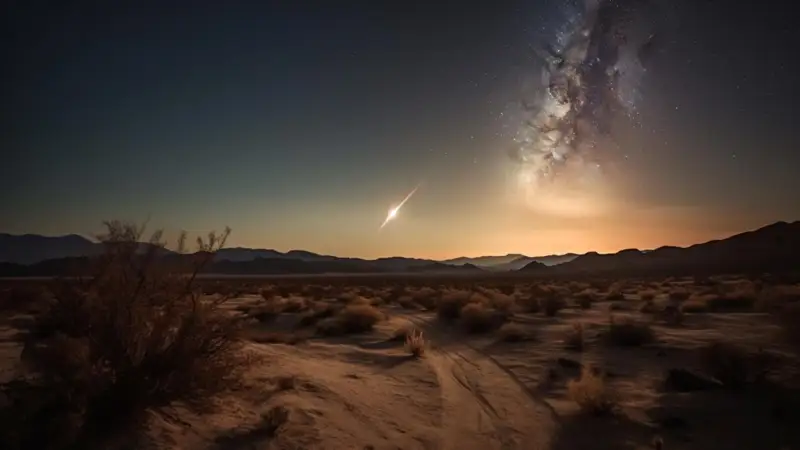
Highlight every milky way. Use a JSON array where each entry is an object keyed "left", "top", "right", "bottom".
[{"left": 511, "top": 0, "right": 665, "bottom": 208}]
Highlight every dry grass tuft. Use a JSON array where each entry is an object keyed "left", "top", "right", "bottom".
[
  {"left": 565, "top": 322, "right": 586, "bottom": 352},
  {"left": 317, "top": 303, "right": 384, "bottom": 336},
  {"left": 541, "top": 296, "right": 567, "bottom": 317},
  {"left": 574, "top": 290, "right": 595, "bottom": 309},
  {"left": 0, "top": 221, "right": 250, "bottom": 449},
  {"left": 498, "top": 323, "right": 536, "bottom": 342},
  {"left": 568, "top": 365, "right": 617, "bottom": 415},
  {"left": 606, "top": 315, "right": 656, "bottom": 347},
  {"left": 459, "top": 302, "right": 499, "bottom": 334},
  {"left": 404, "top": 329, "right": 426, "bottom": 357},
  {"left": 700, "top": 341, "right": 775, "bottom": 388}
]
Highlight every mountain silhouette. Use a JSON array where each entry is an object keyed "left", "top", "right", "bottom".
[{"left": 519, "top": 221, "right": 800, "bottom": 276}]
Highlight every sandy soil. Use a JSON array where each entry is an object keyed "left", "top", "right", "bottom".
[{"left": 2, "top": 289, "right": 799, "bottom": 450}]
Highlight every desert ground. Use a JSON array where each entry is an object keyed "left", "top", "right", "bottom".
[{"left": 2, "top": 272, "right": 800, "bottom": 450}]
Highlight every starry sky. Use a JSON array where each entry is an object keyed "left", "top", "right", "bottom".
[{"left": 2, "top": 0, "right": 798, "bottom": 259}]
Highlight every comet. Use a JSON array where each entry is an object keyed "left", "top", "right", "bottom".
[{"left": 380, "top": 184, "right": 421, "bottom": 229}]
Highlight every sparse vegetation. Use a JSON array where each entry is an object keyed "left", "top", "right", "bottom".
[
  {"left": 606, "top": 316, "right": 656, "bottom": 347},
  {"left": 0, "top": 221, "right": 250, "bottom": 449},
  {"left": 564, "top": 322, "right": 586, "bottom": 352},
  {"left": 568, "top": 365, "right": 617, "bottom": 415},
  {"left": 404, "top": 329, "right": 426, "bottom": 357},
  {"left": 460, "top": 302, "right": 498, "bottom": 334},
  {"left": 317, "top": 303, "right": 384, "bottom": 336},
  {"left": 498, "top": 323, "right": 536, "bottom": 342}
]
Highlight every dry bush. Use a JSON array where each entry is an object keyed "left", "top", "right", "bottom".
[
  {"left": 408, "top": 286, "right": 438, "bottom": 310},
  {"left": 700, "top": 342, "right": 774, "bottom": 388},
  {"left": 516, "top": 295, "right": 542, "bottom": 313},
  {"left": 605, "top": 316, "right": 656, "bottom": 347},
  {"left": 317, "top": 303, "right": 384, "bottom": 336},
  {"left": 542, "top": 296, "right": 567, "bottom": 317},
  {"left": 498, "top": 323, "right": 536, "bottom": 342},
  {"left": 757, "top": 285, "right": 800, "bottom": 312},
  {"left": 658, "top": 304, "right": 684, "bottom": 326},
  {"left": 604, "top": 282, "right": 626, "bottom": 301},
  {"left": 0, "top": 221, "right": 250, "bottom": 449},
  {"left": 681, "top": 293, "right": 714, "bottom": 313},
  {"left": 0, "top": 286, "right": 49, "bottom": 315},
  {"left": 564, "top": 322, "right": 586, "bottom": 351},
  {"left": 404, "top": 329, "right": 426, "bottom": 357},
  {"left": 249, "top": 301, "right": 284, "bottom": 323},
  {"left": 296, "top": 301, "right": 340, "bottom": 328},
  {"left": 396, "top": 295, "right": 419, "bottom": 309},
  {"left": 668, "top": 288, "right": 691, "bottom": 302},
  {"left": 638, "top": 299, "right": 657, "bottom": 314},
  {"left": 568, "top": 365, "right": 617, "bottom": 415},
  {"left": 436, "top": 290, "right": 474, "bottom": 321},
  {"left": 459, "top": 302, "right": 498, "bottom": 334},
  {"left": 574, "top": 290, "right": 595, "bottom": 309},
  {"left": 638, "top": 289, "right": 657, "bottom": 301},
  {"left": 281, "top": 296, "right": 308, "bottom": 313}
]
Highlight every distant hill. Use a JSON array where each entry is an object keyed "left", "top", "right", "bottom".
[
  {"left": 0, "top": 234, "right": 482, "bottom": 276},
  {"left": 441, "top": 253, "right": 579, "bottom": 270},
  {"left": 3, "top": 221, "right": 798, "bottom": 277},
  {"left": 519, "top": 221, "right": 800, "bottom": 276},
  {"left": 0, "top": 233, "right": 100, "bottom": 265}
]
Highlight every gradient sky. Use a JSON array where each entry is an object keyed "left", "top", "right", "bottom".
[{"left": 2, "top": 1, "right": 798, "bottom": 259}]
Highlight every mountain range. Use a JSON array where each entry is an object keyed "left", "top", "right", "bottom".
[{"left": 1, "top": 221, "right": 798, "bottom": 277}]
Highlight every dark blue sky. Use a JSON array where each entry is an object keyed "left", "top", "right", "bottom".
[{"left": 2, "top": 0, "right": 798, "bottom": 258}]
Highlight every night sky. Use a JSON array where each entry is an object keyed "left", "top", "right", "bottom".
[{"left": 2, "top": 1, "right": 798, "bottom": 259}]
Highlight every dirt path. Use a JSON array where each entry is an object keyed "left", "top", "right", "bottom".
[{"left": 402, "top": 313, "right": 559, "bottom": 450}]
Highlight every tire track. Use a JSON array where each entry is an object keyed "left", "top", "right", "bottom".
[{"left": 401, "top": 313, "right": 559, "bottom": 450}]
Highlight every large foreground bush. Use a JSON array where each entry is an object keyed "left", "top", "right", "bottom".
[{"left": 0, "top": 222, "right": 250, "bottom": 449}]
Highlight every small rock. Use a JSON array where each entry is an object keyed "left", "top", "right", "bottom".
[{"left": 664, "top": 368, "right": 722, "bottom": 392}]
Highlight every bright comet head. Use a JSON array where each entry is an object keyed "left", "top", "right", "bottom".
[{"left": 379, "top": 184, "right": 421, "bottom": 230}]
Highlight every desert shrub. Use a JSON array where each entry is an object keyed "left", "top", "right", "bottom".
[
  {"left": 668, "top": 289, "right": 691, "bottom": 302},
  {"left": 404, "top": 329, "right": 426, "bottom": 357},
  {"left": 658, "top": 304, "right": 684, "bottom": 326},
  {"left": 777, "top": 302, "right": 800, "bottom": 354},
  {"left": 249, "top": 301, "right": 284, "bottom": 323},
  {"left": 317, "top": 304, "right": 383, "bottom": 336},
  {"left": 497, "top": 284, "right": 517, "bottom": 295},
  {"left": 408, "top": 287, "right": 438, "bottom": 310},
  {"left": 516, "top": 295, "right": 541, "bottom": 313},
  {"left": 604, "top": 283, "right": 625, "bottom": 301},
  {"left": 638, "top": 290, "right": 657, "bottom": 302},
  {"left": 498, "top": 323, "right": 536, "bottom": 342},
  {"left": 681, "top": 294, "right": 714, "bottom": 313},
  {"left": 704, "top": 292, "right": 755, "bottom": 312},
  {"left": 0, "top": 221, "right": 249, "bottom": 449},
  {"left": 396, "top": 295, "right": 419, "bottom": 309},
  {"left": 574, "top": 290, "right": 594, "bottom": 309},
  {"left": 568, "top": 365, "right": 616, "bottom": 415},
  {"left": 282, "top": 296, "right": 308, "bottom": 313},
  {"left": 638, "top": 299, "right": 657, "bottom": 314},
  {"left": 459, "top": 302, "right": 497, "bottom": 334},
  {"left": 542, "top": 296, "right": 566, "bottom": 317},
  {"left": 0, "top": 286, "right": 48, "bottom": 314},
  {"left": 436, "top": 290, "right": 473, "bottom": 321},
  {"left": 757, "top": 285, "right": 800, "bottom": 312},
  {"left": 605, "top": 316, "right": 656, "bottom": 347},
  {"left": 700, "top": 342, "right": 773, "bottom": 388},
  {"left": 564, "top": 322, "right": 585, "bottom": 352},
  {"left": 295, "top": 301, "right": 340, "bottom": 328}
]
